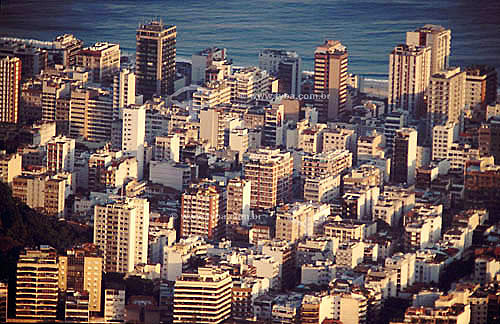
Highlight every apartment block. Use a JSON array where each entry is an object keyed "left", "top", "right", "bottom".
[
  {"left": 16, "top": 246, "right": 59, "bottom": 321},
  {"left": 275, "top": 202, "right": 329, "bottom": 242},
  {"left": 259, "top": 49, "right": 302, "bottom": 97},
  {"left": 226, "top": 177, "right": 251, "bottom": 232},
  {"left": 93, "top": 198, "right": 149, "bottom": 273},
  {"left": 302, "top": 149, "right": 352, "bottom": 179},
  {"left": 322, "top": 127, "right": 356, "bottom": 153},
  {"left": 313, "top": 40, "right": 349, "bottom": 121},
  {"left": 406, "top": 24, "right": 451, "bottom": 75},
  {"left": 104, "top": 289, "right": 125, "bottom": 322},
  {"left": 58, "top": 244, "right": 103, "bottom": 312},
  {"left": 136, "top": 20, "right": 176, "bottom": 98},
  {"left": 65, "top": 291, "right": 90, "bottom": 323},
  {"left": 391, "top": 128, "right": 417, "bottom": 185},
  {"left": 357, "top": 132, "right": 385, "bottom": 160},
  {"left": 303, "top": 173, "right": 340, "bottom": 204},
  {"left": 243, "top": 148, "right": 293, "bottom": 210},
  {"left": 12, "top": 172, "right": 69, "bottom": 217},
  {"left": 432, "top": 122, "right": 458, "bottom": 161},
  {"left": 227, "top": 67, "right": 270, "bottom": 104},
  {"left": 173, "top": 267, "right": 233, "bottom": 324},
  {"left": 0, "top": 151, "right": 22, "bottom": 186},
  {"left": 75, "top": 42, "right": 120, "bottom": 84},
  {"left": 0, "top": 56, "right": 21, "bottom": 123},
  {"left": 388, "top": 44, "right": 431, "bottom": 116},
  {"left": 336, "top": 241, "right": 365, "bottom": 269},
  {"left": 46, "top": 136, "right": 75, "bottom": 173},
  {"left": 180, "top": 179, "right": 226, "bottom": 240},
  {"left": 192, "top": 81, "right": 231, "bottom": 110},
  {"left": 427, "top": 67, "right": 466, "bottom": 134},
  {"left": 464, "top": 65, "right": 497, "bottom": 113},
  {"left": 69, "top": 87, "right": 113, "bottom": 142}
]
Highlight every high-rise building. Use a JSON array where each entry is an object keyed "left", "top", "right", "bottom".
[
  {"left": 41, "top": 78, "right": 71, "bottom": 122},
  {"left": 227, "top": 67, "right": 270, "bottom": 105},
  {"left": 113, "top": 68, "right": 136, "bottom": 119},
  {"left": 12, "top": 173, "right": 69, "bottom": 217},
  {"left": 226, "top": 177, "right": 251, "bottom": 234},
  {"left": 104, "top": 289, "right": 125, "bottom": 323},
  {"left": 173, "top": 267, "right": 233, "bottom": 324},
  {"left": 391, "top": 128, "right": 417, "bottom": 185},
  {"left": 69, "top": 87, "right": 113, "bottom": 142},
  {"left": 93, "top": 197, "right": 149, "bottom": 273},
  {"left": 301, "top": 149, "right": 352, "bottom": 179},
  {"left": 180, "top": 179, "right": 226, "bottom": 240},
  {"left": 259, "top": 49, "right": 302, "bottom": 97},
  {"left": 464, "top": 65, "right": 498, "bottom": 115},
  {"left": 431, "top": 122, "right": 458, "bottom": 161},
  {"left": 53, "top": 34, "right": 83, "bottom": 67},
  {"left": 406, "top": 24, "right": 451, "bottom": 76},
  {"left": 0, "top": 56, "right": 21, "bottom": 123},
  {"left": 75, "top": 42, "right": 120, "bottom": 84},
  {"left": 136, "top": 20, "right": 176, "bottom": 99},
  {"left": 243, "top": 148, "right": 293, "bottom": 210},
  {"left": 388, "top": 44, "right": 431, "bottom": 116},
  {"left": 199, "top": 107, "right": 224, "bottom": 150},
  {"left": 427, "top": 67, "right": 466, "bottom": 135},
  {"left": 313, "top": 40, "right": 349, "bottom": 121},
  {"left": 0, "top": 282, "right": 7, "bottom": 323},
  {"left": 0, "top": 152, "right": 22, "bottom": 186},
  {"left": 64, "top": 291, "right": 90, "bottom": 323},
  {"left": 58, "top": 244, "right": 103, "bottom": 312},
  {"left": 16, "top": 246, "right": 59, "bottom": 321},
  {"left": 122, "top": 105, "right": 146, "bottom": 180},
  {"left": 46, "top": 136, "right": 76, "bottom": 174}
]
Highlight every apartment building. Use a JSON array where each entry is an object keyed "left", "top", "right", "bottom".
[
  {"left": 243, "top": 148, "right": 293, "bottom": 210},
  {"left": 46, "top": 136, "right": 75, "bottom": 174},
  {"left": 75, "top": 42, "right": 120, "bottom": 84},
  {"left": 313, "top": 40, "right": 349, "bottom": 121},
  {"left": 16, "top": 246, "right": 59, "bottom": 321},
  {"left": 180, "top": 179, "right": 226, "bottom": 240},
  {"left": 388, "top": 44, "right": 431, "bottom": 116},
  {"left": 0, "top": 56, "right": 21, "bottom": 123},
  {"left": 173, "top": 267, "right": 233, "bottom": 324},
  {"left": 58, "top": 244, "right": 103, "bottom": 312},
  {"left": 301, "top": 149, "right": 352, "bottom": 179},
  {"left": 93, "top": 198, "right": 149, "bottom": 273},
  {"left": 0, "top": 151, "right": 22, "bottom": 186}
]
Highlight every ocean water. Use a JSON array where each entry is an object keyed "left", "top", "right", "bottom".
[{"left": 1, "top": 0, "right": 499, "bottom": 78}]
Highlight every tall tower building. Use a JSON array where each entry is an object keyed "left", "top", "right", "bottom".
[
  {"left": 259, "top": 49, "right": 302, "bottom": 97},
  {"left": 427, "top": 67, "right": 466, "bottom": 135},
  {"left": 136, "top": 20, "right": 176, "bottom": 99},
  {"left": 243, "top": 148, "right": 293, "bottom": 210},
  {"left": 180, "top": 180, "right": 226, "bottom": 241},
  {"left": 313, "top": 40, "right": 349, "bottom": 122},
  {"left": 58, "top": 244, "right": 103, "bottom": 312},
  {"left": 16, "top": 246, "right": 59, "bottom": 321},
  {"left": 113, "top": 68, "right": 136, "bottom": 119},
  {"left": 391, "top": 128, "right": 417, "bottom": 185},
  {"left": 122, "top": 105, "right": 146, "bottom": 180},
  {"left": 46, "top": 136, "right": 76, "bottom": 174},
  {"left": 173, "top": 267, "right": 233, "bottom": 324},
  {"left": 226, "top": 177, "right": 251, "bottom": 236},
  {"left": 464, "top": 65, "right": 498, "bottom": 116},
  {"left": 0, "top": 56, "right": 21, "bottom": 123},
  {"left": 406, "top": 24, "right": 451, "bottom": 76},
  {"left": 93, "top": 197, "right": 149, "bottom": 273},
  {"left": 388, "top": 44, "right": 431, "bottom": 116}
]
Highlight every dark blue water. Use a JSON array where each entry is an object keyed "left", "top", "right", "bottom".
[{"left": 1, "top": 0, "right": 499, "bottom": 78}]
